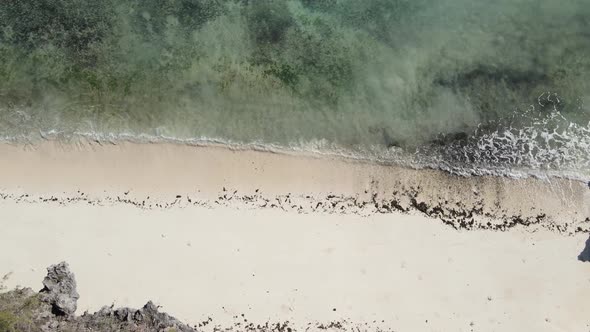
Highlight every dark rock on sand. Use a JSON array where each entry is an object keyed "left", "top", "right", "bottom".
[
  {"left": 75, "top": 300, "right": 195, "bottom": 332},
  {"left": 39, "top": 262, "right": 79, "bottom": 317},
  {"left": 0, "top": 262, "right": 393, "bottom": 331},
  {"left": 578, "top": 235, "right": 590, "bottom": 262}
]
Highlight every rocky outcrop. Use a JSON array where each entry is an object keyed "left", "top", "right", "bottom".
[
  {"left": 0, "top": 262, "right": 195, "bottom": 332},
  {"left": 0, "top": 262, "right": 391, "bottom": 332},
  {"left": 39, "top": 262, "right": 79, "bottom": 317},
  {"left": 74, "top": 301, "right": 195, "bottom": 332}
]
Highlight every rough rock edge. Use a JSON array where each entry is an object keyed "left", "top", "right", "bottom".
[
  {"left": 71, "top": 300, "right": 195, "bottom": 332},
  {"left": 39, "top": 262, "right": 79, "bottom": 317},
  {"left": 0, "top": 263, "right": 395, "bottom": 332},
  {"left": 1, "top": 262, "right": 195, "bottom": 332}
]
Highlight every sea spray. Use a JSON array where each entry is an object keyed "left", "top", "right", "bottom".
[{"left": 0, "top": 0, "right": 589, "bottom": 179}]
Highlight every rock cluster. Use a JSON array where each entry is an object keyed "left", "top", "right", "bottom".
[
  {"left": 80, "top": 301, "right": 195, "bottom": 332},
  {"left": 0, "top": 262, "right": 397, "bottom": 332},
  {"left": 2, "top": 262, "right": 194, "bottom": 331}
]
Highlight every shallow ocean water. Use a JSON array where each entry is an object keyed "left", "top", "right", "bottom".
[{"left": 0, "top": 0, "right": 588, "bottom": 179}]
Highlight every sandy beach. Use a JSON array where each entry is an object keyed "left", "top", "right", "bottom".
[
  {"left": 2, "top": 1, "right": 590, "bottom": 330},
  {"left": 1, "top": 141, "right": 590, "bottom": 331}
]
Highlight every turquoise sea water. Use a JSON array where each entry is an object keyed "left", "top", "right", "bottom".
[{"left": 0, "top": 0, "right": 589, "bottom": 178}]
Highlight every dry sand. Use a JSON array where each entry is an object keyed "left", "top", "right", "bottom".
[{"left": 1, "top": 141, "right": 590, "bottom": 331}]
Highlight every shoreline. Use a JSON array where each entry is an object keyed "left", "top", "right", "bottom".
[
  {"left": 0, "top": 140, "right": 588, "bottom": 233},
  {"left": 4, "top": 132, "right": 589, "bottom": 181}
]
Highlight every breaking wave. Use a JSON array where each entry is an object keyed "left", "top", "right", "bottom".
[{"left": 0, "top": 0, "right": 589, "bottom": 180}]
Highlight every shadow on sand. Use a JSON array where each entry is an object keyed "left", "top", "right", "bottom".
[{"left": 578, "top": 235, "right": 590, "bottom": 262}]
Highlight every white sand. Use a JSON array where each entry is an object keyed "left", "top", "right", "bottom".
[
  {"left": 1, "top": 141, "right": 589, "bottom": 331},
  {"left": 2, "top": 201, "right": 590, "bottom": 331}
]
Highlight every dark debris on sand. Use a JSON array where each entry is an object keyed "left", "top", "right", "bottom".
[{"left": 2, "top": 178, "right": 589, "bottom": 235}]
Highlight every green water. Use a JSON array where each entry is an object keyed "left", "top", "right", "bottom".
[{"left": 0, "top": 0, "right": 589, "bottom": 177}]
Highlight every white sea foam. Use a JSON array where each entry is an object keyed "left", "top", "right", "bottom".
[{"left": 1, "top": 114, "right": 587, "bottom": 183}]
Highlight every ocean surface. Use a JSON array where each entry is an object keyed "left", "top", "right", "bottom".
[{"left": 0, "top": 0, "right": 589, "bottom": 179}]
